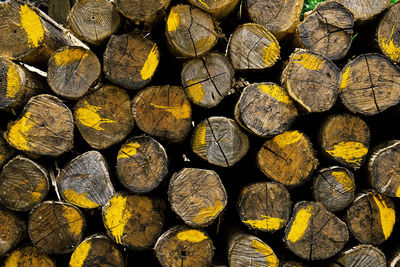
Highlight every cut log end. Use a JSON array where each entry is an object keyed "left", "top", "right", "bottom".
[
  {"left": 4, "top": 246, "right": 55, "bottom": 267},
  {"left": 333, "top": 244, "right": 386, "bottom": 267},
  {"left": 0, "top": 208, "right": 26, "bottom": 257},
  {"left": 337, "top": 0, "right": 391, "bottom": 21},
  {"left": 377, "top": 2, "right": 400, "bottom": 63},
  {"left": 115, "top": 0, "right": 171, "bottom": 24},
  {"left": 188, "top": 0, "right": 240, "bottom": 19}
]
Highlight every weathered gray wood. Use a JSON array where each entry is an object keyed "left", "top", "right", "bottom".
[
  {"left": 331, "top": 245, "right": 386, "bottom": 267},
  {"left": 114, "top": 0, "right": 171, "bottom": 24},
  {"left": 337, "top": 0, "right": 391, "bottom": 21}
]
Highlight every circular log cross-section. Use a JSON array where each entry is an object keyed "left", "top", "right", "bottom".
[
  {"left": 102, "top": 192, "right": 165, "bottom": 249},
  {"left": 57, "top": 151, "right": 115, "bottom": 209},
  {"left": 313, "top": 166, "right": 356, "bottom": 212},
  {"left": 28, "top": 201, "right": 86, "bottom": 254},
  {"left": 234, "top": 82, "right": 298, "bottom": 137},
  {"left": 245, "top": 0, "right": 304, "bottom": 40},
  {"left": 103, "top": 34, "right": 160, "bottom": 90},
  {"left": 337, "top": 0, "right": 391, "bottom": 21},
  {"left": 238, "top": 182, "right": 291, "bottom": 232},
  {"left": 284, "top": 201, "right": 349, "bottom": 261},
  {"left": 132, "top": 85, "right": 192, "bottom": 143},
  {"left": 168, "top": 168, "right": 227, "bottom": 227},
  {"left": 191, "top": 116, "right": 250, "bottom": 167},
  {"left": 333, "top": 245, "right": 386, "bottom": 267},
  {"left": 229, "top": 23, "right": 280, "bottom": 71},
  {"left": 47, "top": 46, "right": 101, "bottom": 100},
  {"left": 4, "top": 246, "right": 55, "bottom": 267},
  {"left": 297, "top": 1, "right": 354, "bottom": 61},
  {"left": 0, "top": 136, "right": 14, "bottom": 167},
  {"left": 69, "top": 234, "right": 124, "bottom": 267},
  {"left": 228, "top": 234, "right": 279, "bottom": 267},
  {"left": 257, "top": 130, "right": 318, "bottom": 187},
  {"left": 320, "top": 113, "right": 370, "bottom": 170},
  {"left": 0, "top": 208, "right": 26, "bottom": 257},
  {"left": 4, "top": 94, "right": 74, "bottom": 156},
  {"left": 339, "top": 53, "right": 400, "bottom": 115},
  {"left": 155, "top": 226, "right": 214, "bottom": 267},
  {"left": 346, "top": 191, "right": 396, "bottom": 245},
  {"left": 188, "top": 0, "right": 239, "bottom": 19},
  {"left": 68, "top": 0, "right": 121, "bottom": 45},
  {"left": 281, "top": 49, "right": 340, "bottom": 113},
  {"left": 369, "top": 140, "right": 400, "bottom": 198},
  {"left": 117, "top": 136, "right": 168, "bottom": 193},
  {"left": 74, "top": 84, "right": 134, "bottom": 150},
  {"left": 377, "top": 2, "right": 400, "bottom": 63},
  {"left": 0, "top": 155, "right": 49, "bottom": 211},
  {"left": 181, "top": 53, "right": 234, "bottom": 108},
  {"left": 165, "top": 5, "right": 217, "bottom": 57},
  {"left": 114, "top": 0, "right": 171, "bottom": 24}
]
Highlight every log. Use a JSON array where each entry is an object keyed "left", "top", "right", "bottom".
[
  {"left": 131, "top": 85, "right": 192, "bottom": 143},
  {"left": 284, "top": 201, "right": 349, "bottom": 261},
  {"left": 346, "top": 191, "right": 395, "bottom": 245},
  {"left": 48, "top": 0, "right": 70, "bottom": 25},
  {"left": 331, "top": 244, "right": 386, "bottom": 267},
  {"left": 369, "top": 140, "right": 400, "bottom": 198},
  {"left": 228, "top": 234, "right": 279, "bottom": 267},
  {"left": 257, "top": 130, "right": 318, "bottom": 187},
  {"left": 0, "top": 208, "right": 26, "bottom": 257},
  {"left": 47, "top": 46, "right": 101, "bottom": 100},
  {"left": 191, "top": 116, "right": 249, "bottom": 167},
  {"left": 102, "top": 192, "right": 165, "bottom": 249},
  {"left": 4, "top": 94, "right": 74, "bottom": 156},
  {"left": 56, "top": 150, "right": 115, "bottom": 209},
  {"left": 154, "top": 226, "right": 214, "bottom": 267},
  {"left": 281, "top": 49, "right": 340, "bottom": 113},
  {"left": 238, "top": 182, "right": 291, "bottom": 232},
  {"left": 245, "top": 0, "right": 304, "bottom": 40},
  {"left": 116, "top": 135, "right": 168, "bottom": 193},
  {"left": 319, "top": 113, "right": 370, "bottom": 170},
  {"left": 103, "top": 33, "right": 160, "bottom": 90},
  {"left": 339, "top": 53, "right": 400, "bottom": 115},
  {"left": 4, "top": 245, "right": 55, "bottom": 267},
  {"left": 0, "top": 0, "right": 87, "bottom": 66},
  {"left": 297, "top": 1, "right": 354, "bottom": 61},
  {"left": 377, "top": 2, "right": 400, "bottom": 64},
  {"left": 74, "top": 84, "right": 134, "bottom": 150},
  {"left": 188, "top": 0, "right": 240, "bottom": 19},
  {"left": 114, "top": 0, "right": 171, "bottom": 25},
  {"left": 0, "top": 135, "right": 14, "bottom": 167},
  {"left": 28, "top": 201, "right": 85, "bottom": 254},
  {"left": 168, "top": 168, "right": 227, "bottom": 227},
  {"left": 67, "top": 0, "right": 121, "bottom": 45},
  {"left": 0, "top": 155, "right": 49, "bottom": 211},
  {"left": 313, "top": 166, "right": 356, "bottom": 212},
  {"left": 69, "top": 234, "right": 124, "bottom": 267},
  {"left": 234, "top": 82, "right": 298, "bottom": 137},
  {"left": 228, "top": 23, "right": 280, "bottom": 71},
  {"left": 0, "top": 57, "right": 46, "bottom": 112},
  {"left": 165, "top": 4, "right": 217, "bottom": 57},
  {"left": 336, "top": 0, "right": 391, "bottom": 21},
  {"left": 181, "top": 52, "right": 235, "bottom": 108}
]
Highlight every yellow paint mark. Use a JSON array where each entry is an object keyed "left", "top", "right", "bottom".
[
  {"left": 4, "top": 249, "right": 22, "bottom": 267},
  {"left": 150, "top": 102, "right": 191, "bottom": 119},
  {"left": 292, "top": 53, "right": 324, "bottom": 71},
  {"left": 339, "top": 66, "right": 351, "bottom": 92},
  {"left": 396, "top": 187, "right": 400, "bottom": 198},
  {"left": 117, "top": 142, "right": 141, "bottom": 160},
  {"left": 141, "top": 44, "right": 159, "bottom": 80},
  {"left": 192, "top": 123, "right": 207, "bottom": 153},
  {"left": 63, "top": 189, "right": 99, "bottom": 209},
  {"left": 63, "top": 207, "right": 83, "bottom": 237},
  {"left": 195, "top": 35, "right": 215, "bottom": 51},
  {"left": 176, "top": 230, "right": 207, "bottom": 243},
  {"left": 198, "top": 0, "right": 210, "bottom": 9},
  {"left": 379, "top": 25, "right": 400, "bottom": 62},
  {"left": 167, "top": 9, "right": 180, "bottom": 32},
  {"left": 18, "top": 4, "right": 44, "bottom": 48},
  {"left": 193, "top": 200, "right": 224, "bottom": 224},
  {"left": 331, "top": 171, "right": 354, "bottom": 192},
  {"left": 7, "top": 112, "right": 35, "bottom": 151},
  {"left": 287, "top": 206, "right": 313, "bottom": 243},
  {"left": 186, "top": 80, "right": 205, "bottom": 104},
  {"left": 6, "top": 64, "right": 21, "bottom": 99},
  {"left": 0, "top": 155, "right": 3, "bottom": 163},
  {"left": 243, "top": 215, "right": 286, "bottom": 231},
  {"left": 70, "top": 240, "right": 91, "bottom": 267},
  {"left": 258, "top": 84, "right": 292, "bottom": 104},
  {"left": 372, "top": 193, "right": 395, "bottom": 240},
  {"left": 252, "top": 239, "right": 279, "bottom": 267},
  {"left": 52, "top": 49, "right": 88, "bottom": 67},
  {"left": 262, "top": 42, "right": 280, "bottom": 67},
  {"left": 31, "top": 176, "right": 46, "bottom": 202},
  {"left": 104, "top": 194, "right": 132, "bottom": 244},
  {"left": 75, "top": 100, "right": 117, "bottom": 131},
  {"left": 273, "top": 130, "right": 303, "bottom": 148},
  {"left": 326, "top": 141, "right": 368, "bottom": 166}
]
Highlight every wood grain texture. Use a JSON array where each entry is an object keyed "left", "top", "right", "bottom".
[
  {"left": 4, "top": 246, "right": 55, "bottom": 267},
  {"left": 115, "top": 0, "right": 171, "bottom": 24},
  {"left": 337, "top": 0, "right": 391, "bottom": 21},
  {"left": 377, "top": 2, "right": 400, "bottom": 63},
  {"left": 48, "top": 0, "right": 70, "bottom": 25},
  {"left": 331, "top": 244, "right": 386, "bottom": 267},
  {"left": 188, "top": 0, "right": 239, "bottom": 19},
  {"left": 0, "top": 208, "right": 26, "bottom": 257}
]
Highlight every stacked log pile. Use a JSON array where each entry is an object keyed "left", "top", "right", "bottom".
[{"left": 2, "top": 0, "right": 400, "bottom": 266}]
